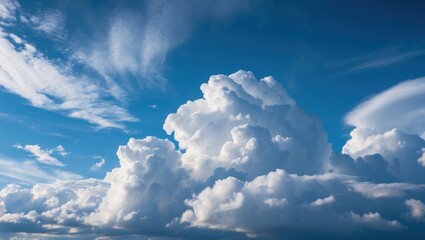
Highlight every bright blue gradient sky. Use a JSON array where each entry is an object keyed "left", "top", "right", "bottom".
[{"left": 0, "top": 0, "right": 425, "bottom": 239}]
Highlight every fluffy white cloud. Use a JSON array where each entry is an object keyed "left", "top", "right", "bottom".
[
  {"left": 85, "top": 137, "right": 189, "bottom": 232},
  {"left": 181, "top": 169, "right": 351, "bottom": 235},
  {"left": 345, "top": 77, "right": 425, "bottom": 138},
  {"left": 14, "top": 144, "right": 66, "bottom": 167},
  {"left": 0, "top": 179, "right": 107, "bottom": 234},
  {"left": 1, "top": 71, "right": 425, "bottom": 239},
  {"left": 164, "top": 70, "right": 331, "bottom": 180},
  {"left": 406, "top": 199, "right": 425, "bottom": 220},
  {"left": 0, "top": 0, "right": 19, "bottom": 23},
  {"left": 341, "top": 128, "right": 425, "bottom": 183},
  {"left": 310, "top": 195, "right": 335, "bottom": 206}
]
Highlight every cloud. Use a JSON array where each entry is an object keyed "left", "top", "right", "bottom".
[
  {"left": 14, "top": 144, "right": 66, "bottom": 167},
  {"left": 347, "top": 181, "right": 424, "bottom": 198},
  {"left": 26, "top": 9, "right": 66, "bottom": 39},
  {"left": 1, "top": 71, "right": 425, "bottom": 239},
  {"left": 0, "top": 0, "right": 251, "bottom": 130},
  {"left": 0, "top": 178, "right": 107, "bottom": 235},
  {"left": 84, "top": 137, "right": 188, "bottom": 232},
  {"left": 345, "top": 77, "right": 425, "bottom": 138},
  {"left": 341, "top": 127, "right": 425, "bottom": 183},
  {"left": 90, "top": 156, "right": 105, "bottom": 172},
  {"left": 0, "top": 27, "right": 137, "bottom": 129},
  {"left": 180, "top": 169, "right": 351, "bottom": 235},
  {"left": 343, "top": 49, "right": 425, "bottom": 74},
  {"left": 74, "top": 0, "right": 251, "bottom": 86},
  {"left": 0, "top": 0, "right": 19, "bottom": 23},
  {"left": 406, "top": 199, "right": 425, "bottom": 220},
  {"left": 310, "top": 195, "right": 335, "bottom": 206},
  {"left": 351, "top": 212, "right": 403, "bottom": 231},
  {"left": 0, "top": 158, "right": 81, "bottom": 185}
]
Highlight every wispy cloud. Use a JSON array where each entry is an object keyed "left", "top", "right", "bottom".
[
  {"left": 345, "top": 76, "right": 425, "bottom": 137},
  {"left": 346, "top": 50, "right": 425, "bottom": 74},
  {"left": 0, "top": 0, "right": 250, "bottom": 130},
  {"left": 334, "top": 46, "right": 425, "bottom": 75},
  {"left": 91, "top": 156, "right": 105, "bottom": 171},
  {"left": 74, "top": 0, "right": 251, "bottom": 87},
  {"left": 0, "top": 28, "right": 137, "bottom": 129},
  {"left": 0, "top": 0, "right": 19, "bottom": 23},
  {"left": 22, "top": 9, "right": 66, "bottom": 39},
  {"left": 14, "top": 144, "right": 67, "bottom": 167},
  {"left": 0, "top": 158, "right": 81, "bottom": 185}
]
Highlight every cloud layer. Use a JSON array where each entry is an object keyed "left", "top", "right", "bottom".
[{"left": 1, "top": 71, "right": 425, "bottom": 239}]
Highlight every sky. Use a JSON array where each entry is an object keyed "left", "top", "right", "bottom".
[{"left": 0, "top": 0, "right": 425, "bottom": 239}]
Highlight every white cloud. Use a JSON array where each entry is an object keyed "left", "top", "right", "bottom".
[
  {"left": 85, "top": 137, "right": 187, "bottom": 230},
  {"left": 351, "top": 212, "right": 403, "bottom": 231},
  {"left": 310, "top": 195, "right": 335, "bottom": 207},
  {"left": 345, "top": 77, "right": 425, "bottom": 138},
  {"left": 0, "top": 178, "right": 107, "bottom": 233},
  {"left": 55, "top": 145, "right": 68, "bottom": 157},
  {"left": 348, "top": 181, "right": 423, "bottom": 198},
  {"left": 263, "top": 198, "right": 287, "bottom": 208},
  {"left": 0, "top": 71, "right": 425, "bottom": 239},
  {"left": 406, "top": 199, "right": 425, "bottom": 220},
  {"left": 341, "top": 127, "right": 425, "bottom": 183},
  {"left": 0, "top": 0, "right": 19, "bottom": 23},
  {"left": 15, "top": 144, "right": 65, "bottom": 167},
  {"left": 26, "top": 9, "right": 66, "bottom": 38},
  {"left": 0, "top": 158, "right": 81, "bottom": 185},
  {"left": 181, "top": 169, "right": 351, "bottom": 234},
  {"left": 90, "top": 156, "right": 105, "bottom": 172},
  {"left": 1, "top": 0, "right": 251, "bottom": 130},
  {"left": 0, "top": 28, "right": 137, "bottom": 129},
  {"left": 418, "top": 148, "right": 425, "bottom": 167},
  {"left": 75, "top": 0, "right": 251, "bottom": 86},
  {"left": 342, "top": 49, "right": 425, "bottom": 74}
]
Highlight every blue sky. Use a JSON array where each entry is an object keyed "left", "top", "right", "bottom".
[{"left": 0, "top": 0, "right": 425, "bottom": 239}]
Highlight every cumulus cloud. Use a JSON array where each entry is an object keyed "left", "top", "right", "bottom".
[
  {"left": 347, "top": 181, "right": 424, "bottom": 198},
  {"left": 418, "top": 148, "right": 425, "bottom": 167},
  {"left": 181, "top": 169, "right": 351, "bottom": 235},
  {"left": 341, "top": 128, "right": 425, "bottom": 183},
  {"left": 164, "top": 70, "right": 330, "bottom": 180},
  {"left": 0, "top": 71, "right": 425, "bottom": 239},
  {"left": 345, "top": 77, "right": 425, "bottom": 138},
  {"left": 310, "top": 195, "right": 335, "bottom": 206},
  {"left": 0, "top": 178, "right": 107, "bottom": 235},
  {"left": 14, "top": 144, "right": 66, "bottom": 167},
  {"left": 85, "top": 137, "right": 188, "bottom": 232}
]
